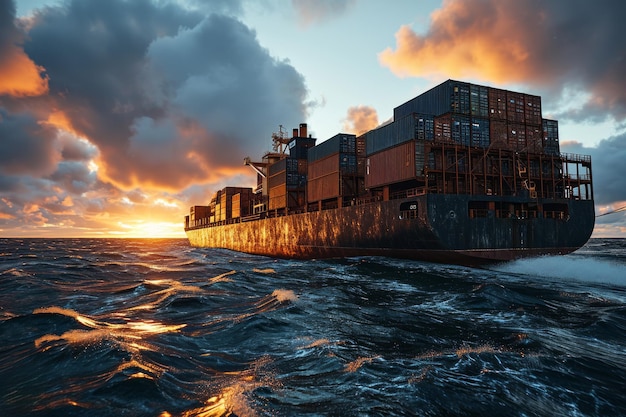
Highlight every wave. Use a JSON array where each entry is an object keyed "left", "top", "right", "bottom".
[{"left": 492, "top": 255, "right": 626, "bottom": 287}]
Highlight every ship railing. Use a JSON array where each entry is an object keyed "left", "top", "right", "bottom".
[
  {"left": 241, "top": 213, "right": 264, "bottom": 222},
  {"left": 564, "top": 173, "right": 591, "bottom": 181},
  {"left": 390, "top": 187, "right": 428, "bottom": 200},
  {"left": 356, "top": 195, "right": 383, "bottom": 206},
  {"left": 561, "top": 153, "right": 591, "bottom": 164}
]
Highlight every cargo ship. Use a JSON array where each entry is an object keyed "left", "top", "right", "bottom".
[{"left": 185, "top": 80, "right": 594, "bottom": 265}]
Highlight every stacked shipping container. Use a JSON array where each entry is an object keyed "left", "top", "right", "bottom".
[
  {"left": 543, "top": 119, "right": 560, "bottom": 155},
  {"left": 307, "top": 133, "right": 365, "bottom": 203},
  {"left": 390, "top": 79, "right": 551, "bottom": 154},
  {"left": 268, "top": 129, "right": 314, "bottom": 210},
  {"left": 363, "top": 112, "right": 430, "bottom": 188}
]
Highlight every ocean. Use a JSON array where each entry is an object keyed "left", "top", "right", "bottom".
[{"left": 1, "top": 238, "right": 625, "bottom": 417}]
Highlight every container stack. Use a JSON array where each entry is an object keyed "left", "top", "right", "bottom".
[
  {"left": 231, "top": 188, "right": 254, "bottom": 218},
  {"left": 362, "top": 111, "right": 431, "bottom": 189},
  {"left": 268, "top": 125, "right": 314, "bottom": 211},
  {"left": 211, "top": 187, "right": 253, "bottom": 221},
  {"left": 387, "top": 79, "right": 548, "bottom": 154},
  {"left": 542, "top": 119, "right": 560, "bottom": 155},
  {"left": 189, "top": 205, "right": 211, "bottom": 227},
  {"left": 307, "top": 133, "right": 365, "bottom": 204}
]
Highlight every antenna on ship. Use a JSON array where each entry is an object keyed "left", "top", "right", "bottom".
[{"left": 272, "top": 125, "right": 291, "bottom": 154}]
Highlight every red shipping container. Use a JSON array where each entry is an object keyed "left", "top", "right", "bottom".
[
  {"left": 524, "top": 95, "right": 542, "bottom": 125},
  {"left": 489, "top": 120, "right": 508, "bottom": 149},
  {"left": 365, "top": 141, "right": 416, "bottom": 188},
  {"left": 488, "top": 88, "right": 507, "bottom": 120},
  {"left": 526, "top": 125, "right": 543, "bottom": 152},
  {"left": 506, "top": 91, "right": 525, "bottom": 123},
  {"left": 434, "top": 114, "right": 452, "bottom": 143},
  {"left": 508, "top": 123, "right": 526, "bottom": 150}
]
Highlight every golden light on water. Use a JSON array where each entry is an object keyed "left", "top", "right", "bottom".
[{"left": 33, "top": 306, "right": 187, "bottom": 352}]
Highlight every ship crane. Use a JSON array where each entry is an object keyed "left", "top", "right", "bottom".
[
  {"left": 243, "top": 156, "right": 267, "bottom": 178},
  {"left": 271, "top": 125, "right": 291, "bottom": 154}
]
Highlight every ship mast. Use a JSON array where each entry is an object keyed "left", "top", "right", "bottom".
[
  {"left": 243, "top": 125, "right": 290, "bottom": 178},
  {"left": 271, "top": 125, "right": 291, "bottom": 154}
]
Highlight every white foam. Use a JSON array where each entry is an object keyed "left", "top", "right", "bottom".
[
  {"left": 493, "top": 256, "right": 626, "bottom": 287},
  {"left": 271, "top": 289, "right": 298, "bottom": 302}
]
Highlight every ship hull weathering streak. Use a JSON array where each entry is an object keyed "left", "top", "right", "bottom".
[{"left": 185, "top": 80, "right": 594, "bottom": 265}]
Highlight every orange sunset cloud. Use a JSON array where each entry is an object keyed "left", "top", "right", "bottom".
[
  {"left": 379, "top": 0, "right": 553, "bottom": 84},
  {"left": 343, "top": 105, "right": 379, "bottom": 136},
  {"left": 0, "top": 47, "right": 48, "bottom": 97}
]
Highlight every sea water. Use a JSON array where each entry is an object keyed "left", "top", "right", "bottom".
[{"left": 1, "top": 238, "right": 625, "bottom": 416}]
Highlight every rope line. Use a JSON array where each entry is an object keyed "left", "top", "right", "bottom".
[{"left": 596, "top": 205, "right": 626, "bottom": 217}]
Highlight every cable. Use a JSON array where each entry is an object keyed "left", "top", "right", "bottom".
[{"left": 596, "top": 205, "right": 626, "bottom": 217}]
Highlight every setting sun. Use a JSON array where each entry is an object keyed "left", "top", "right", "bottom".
[{"left": 114, "top": 220, "right": 185, "bottom": 238}]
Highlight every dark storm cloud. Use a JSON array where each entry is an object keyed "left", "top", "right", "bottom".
[
  {"left": 2, "top": 0, "right": 311, "bottom": 234},
  {"left": 48, "top": 160, "right": 97, "bottom": 194},
  {"left": 562, "top": 134, "right": 626, "bottom": 206},
  {"left": 380, "top": 0, "right": 626, "bottom": 123},
  {"left": 0, "top": 108, "right": 58, "bottom": 176},
  {"left": 0, "top": 0, "right": 18, "bottom": 48},
  {"left": 0, "top": 0, "right": 48, "bottom": 96},
  {"left": 21, "top": 0, "right": 203, "bottom": 181},
  {"left": 144, "top": 13, "right": 307, "bottom": 160},
  {"left": 17, "top": 0, "right": 308, "bottom": 190}
]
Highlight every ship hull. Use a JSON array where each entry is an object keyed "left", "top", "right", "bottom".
[{"left": 186, "top": 195, "right": 595, "bottom": 266}]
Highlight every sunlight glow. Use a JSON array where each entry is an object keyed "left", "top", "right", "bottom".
[{"left": 114, "top": 220, "right": 185, "bottom": 238}]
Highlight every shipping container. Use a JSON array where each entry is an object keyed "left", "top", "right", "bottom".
[
  {"left": 309, "top": 154, "right": 340, "bottom": 180},
  {"left": 452, "top": 114, "right": 471, "bottom": 146},
  {"left": 365, "top": 140, "right": 416, "bottom": 188},
  {"left": 524, "top": 95, "right": 542, "bottom": 125},
  {"left": 506, "top": 91, "right": 525, "bottom": 123},
  {"left": 543, "top": 119, "right": 560, "bottom": 155},
  {"left": 434, "top": 113, "right": 471, "bottom": 145},
  {"left": 489, "top": 120, "right": 508, "bottom": 148},
  {"left": 308, "top": 150, "right": 362, "bottom": 202},
  {"left": 415, "top": 114, "right": 435, "bottom": 141},
  {"left": 470, "top": 84, "right": 489, "bottom": 117},
  {"left": 365, "top": 114, "right": 420, "bottom": 155},
  {"left": 268, "top": 184, "right": 287, "bottom": 210},
  {"left": 488, "top": 87, "right": 507, "bottom": 120},
  {"left": 308, "top": 133, "right": 357, "bottom": 162},
  {"left": 526, "top": 125, "right": 543, "bottom": 152},
  {"left": 190, "top": 206, "right": 210, "bottom": 222},
  {"left": 232, "top": 193, "right": 241, "bottom": 218},
  {"left": 434, "top": 114, "right": 452, "bottom": 143},
  {"left": 356, "top": 135, "right": 366, "bottom": 157},
  {"left": 393, "top": 80, "right": 470, "bottom": 119},
  {"left": 268, "top": 158, "right": 287, "bottom": 176},
  {"left": 470, "top": 118, "right": 490, "bottom": 148},
  {"left": 508, "top": 123, "right": 526, "bottom": 150},
  {"left": 268, "top": 171, "right": 286, "bottom": 189},
  {"left": 307, "top": 172, "right": 340, "bottom": 202}
]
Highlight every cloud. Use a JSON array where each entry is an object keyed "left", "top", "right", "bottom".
[
  {"left": 379, "top": 0, "right": 626, "bottom": 123},
  {"left": 561, "top": 133, "right": 626, "bottom": 206},
  {"left": 561, "top": 134, "right": 626, "bottom": 237},
  {"left": 342, "top": 105, "right": 379, "bottom": 136},
  {"left": 291, "top": 0, "right": 356, "bottom": 27},
  {"left": 16, "top": 1, "right": 307, "bottom": 191},
  {"left": 0, "top": 108, "right": 59, "bottom": 176},
  {"left": 0, "top": 0, "right": 310, "bottom": 236},
  {"left": 0, "top": 0, "right": 48, "bottom": 96}
]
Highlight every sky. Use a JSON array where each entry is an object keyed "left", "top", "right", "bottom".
[{"left": 1, "top": 0, "right": 625, "bottom": 238}]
